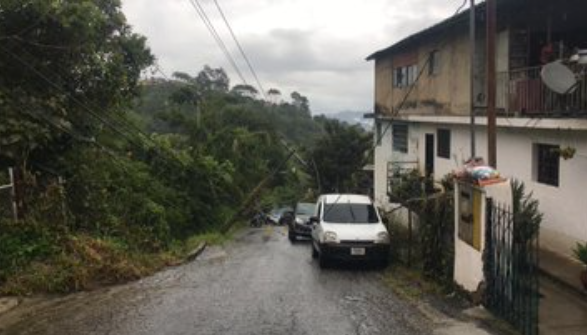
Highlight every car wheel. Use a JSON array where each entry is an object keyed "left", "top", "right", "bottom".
[
  {"left": 378, "top": 257, "right": 389, "bottom": 269},
  {"left": 288, "top": 231, "right": 296, "bottom": 242},
  {"left": 311, "top": 242, "right": 319, "bottom": 259},
  {"left": 318, "top": 251, "right": 329, "bottom": 269}
]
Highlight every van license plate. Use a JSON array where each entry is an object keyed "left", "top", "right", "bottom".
[{"left": 351, "top": 248, "right": 365, "bottom": 256}]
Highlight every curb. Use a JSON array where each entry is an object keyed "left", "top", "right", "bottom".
[{"left": 186, "top": 242, "right": 207, "bottom": 262}]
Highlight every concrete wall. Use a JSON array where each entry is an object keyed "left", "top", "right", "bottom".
[
  {"left": 387, "top": 119, "right": 587, "bottom": 258},
  {"left": 454, "top": 180, "right": 513, "bottom": 292},
  {"left": 374, "top": 31, "right": 471, "bottom": 116},
  {"left": 373, "top": 28, "right": 510, "bottom": 117}
]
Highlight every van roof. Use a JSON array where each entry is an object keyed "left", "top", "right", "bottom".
[{"left": 321, "top": 194, "right": 372, "bottom": 205}]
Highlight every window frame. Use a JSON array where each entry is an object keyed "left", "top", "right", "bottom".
[
  {"left": 392, "top": 123, "right": 409, "bottom": 154},
  {"left": 535, "top": 143, "right": 560, "bottom": 187},
  {"left": 393, "top": 64, "right": 418, "bottom": 88},
  {"left": 437, "top": 128, "right": 451, "bottom": 159}
]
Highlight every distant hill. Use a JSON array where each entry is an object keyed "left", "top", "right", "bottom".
[{"left": 319, "top": 111, "right": 372, "bottom": 130}]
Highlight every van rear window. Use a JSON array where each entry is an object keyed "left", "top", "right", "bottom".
[{"left": 323, "top": 203, "right": 379, "bottom": 224}]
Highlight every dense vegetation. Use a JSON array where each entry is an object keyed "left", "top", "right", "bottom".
[{"left": 0, "top": 1, "right": 372, "bottom": 294}]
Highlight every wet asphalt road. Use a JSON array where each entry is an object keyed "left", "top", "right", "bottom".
[{"left": 0, "top": 227, "right": 434, "bottom": 335}]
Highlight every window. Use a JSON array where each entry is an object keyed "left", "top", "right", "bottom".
[
  {"left": 393, "top": 64, "right": 418, "bottom": 88},
  {"left": 437, "top": 128, "right": 451, "bottom": 159},
  {"left": 323, "top": 203, "right": 379, "bottom": 224},
  {"left": 392, "top": 124, "right": 408, "bottom": 153},
  {"left": 535, "top": 144, "right": 560, "bottom": 186},
  {"left": 295, "top": 203, "right": 316, "bottom": 216},
  {"left": 429, "top": 50, "right": 440, "bottom": 75}
]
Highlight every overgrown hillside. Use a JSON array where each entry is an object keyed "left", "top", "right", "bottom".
[{"left": 0, "top": 0, "right": 372, "bottom": 295}]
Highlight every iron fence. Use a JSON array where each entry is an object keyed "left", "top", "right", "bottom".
[
  {"left": 484, "top": 199, "right": 539, "bottom": 335},
  {"left": 386, "top": 160, "right": 419, "bottom": 196}
]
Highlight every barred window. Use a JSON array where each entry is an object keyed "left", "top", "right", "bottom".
[
  {"left": 535, "top": 144, "right": 559, "bottom": 187},
  {"left": 437, "top": 128, "right": 451, "bottom": 159},
  {"left": 393, "top": 64, "right": 418, "bottom": 88},
  {"left": 392, "top": 124, "right": 408, "bottom": 153}
]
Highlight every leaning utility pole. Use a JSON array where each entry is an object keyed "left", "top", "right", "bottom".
[{"left": 486, "top": 0, "right": 497, "bottom": 167}]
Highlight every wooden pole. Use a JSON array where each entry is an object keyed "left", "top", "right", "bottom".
[
  {"left": 486, "top": 0, "right": 497, "bottom": 167},
  {"left": 470, "top": 0, "right": 477, "bottom": 158}
]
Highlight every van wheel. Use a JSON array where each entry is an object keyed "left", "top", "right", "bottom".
[
  {"left": 378, "top": 258, "right": 389, "bottom": 269},
  {"left": 318, "top": 252, "right": 329, "bottom": 269},
  {"left": 311, "top": 243, "right": 318, "bottom": 259}
]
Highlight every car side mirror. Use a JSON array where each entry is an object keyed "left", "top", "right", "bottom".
[{"left": 309, "top": 216, "right": 319, "bottom": 225}]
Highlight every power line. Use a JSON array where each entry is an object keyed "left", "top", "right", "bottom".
[
  {"left": 211, "top": 0, "right": 268, "bottom": 100},
  {"left": 186, "top": 0, "right": 248, "bottom": 85},
  {"left": 0, "top": 45, "right": 186, "bottom": 168}
]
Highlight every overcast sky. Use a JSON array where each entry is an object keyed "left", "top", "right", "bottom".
[{"left": 121, "top": 0, "right": 467, "bottom": 114}]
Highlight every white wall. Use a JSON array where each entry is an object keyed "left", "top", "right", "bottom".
[
  {"left": 406, "top": 121, "right": 587, "bottom": 258},
  {"left": 373, "top": 120, "right": 421, "bottom": 210},
  {"left": 373, "top": 120, "right": 394, "bottom": 210}
]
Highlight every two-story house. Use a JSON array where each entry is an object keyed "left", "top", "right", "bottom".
[{"left": 368, "top": 0, "right": 587, "bottom": 259}]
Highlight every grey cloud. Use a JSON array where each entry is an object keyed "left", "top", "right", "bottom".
[{"left": 123, "top": 0, "right": 465, "bottom": 113}]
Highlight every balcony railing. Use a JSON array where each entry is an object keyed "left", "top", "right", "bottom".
[{"left": 497, "top": 66, "right": 587, "bottom": 116}]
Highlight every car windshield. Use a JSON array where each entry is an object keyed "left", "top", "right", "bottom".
[
  {"left": 296, "top": 203, "right": 315, "bottom": 216},
  {"left": 323, "top": 203, "right": 379, "bottom": 224}
]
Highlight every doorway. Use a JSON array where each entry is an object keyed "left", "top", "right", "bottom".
[{"left": 425, "top": 133, "right": 435, "bottom": 179}]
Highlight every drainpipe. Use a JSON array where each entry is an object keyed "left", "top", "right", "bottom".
[
  {"left": 469, "top": 0, "right": 476, "bottom": 159},
  {"left": 486, "top": 0, "right": 497, "bottom": 168}
]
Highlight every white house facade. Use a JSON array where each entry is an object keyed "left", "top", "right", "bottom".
[{"left": 368, "top": 0, "right": 587, "bottom": 259}]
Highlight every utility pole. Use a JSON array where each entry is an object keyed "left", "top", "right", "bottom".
[
  {"left": 469, "top": 0, "right": 476, "bottom": 158},
  {"left": 486, "top": 0, "right": 497, "bottom": 167}
]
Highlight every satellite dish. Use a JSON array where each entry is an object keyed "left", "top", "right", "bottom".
[{"left": 541, "top": 61, "right": 577, "bottom": 94}]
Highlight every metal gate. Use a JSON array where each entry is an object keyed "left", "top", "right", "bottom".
[{"left": 483, "top": 199, "right": 540, "bottom": 335}]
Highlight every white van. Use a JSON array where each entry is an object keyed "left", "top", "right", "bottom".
[{"left": 310, "top": 194, "right": 390, "bottom": 268}]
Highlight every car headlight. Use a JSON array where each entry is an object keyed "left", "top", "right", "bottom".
[
  {"left": 323, "top": 231, "right": 339, "bottom": 243},
  {"left": 375, "top": 231, "right": 390, "bottom": 244},
  {"left": 295, "top": 217, "right": 303, "bottom": 224}
]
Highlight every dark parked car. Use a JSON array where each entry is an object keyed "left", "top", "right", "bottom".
[
  {"left": 288, "top": 202, "right": 316, "bottom": 242},
  {"left": 267, "top": 206, "right": 293, "bottom": 225}
]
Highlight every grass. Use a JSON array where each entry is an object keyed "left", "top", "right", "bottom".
[
  {"left": 0, "top": 226, "right": 241, "bottom": 296},
  {"left": 382, "top": 264, "right": 447, "bottom": 300}
]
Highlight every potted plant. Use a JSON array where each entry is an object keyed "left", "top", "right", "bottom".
[{"left": 572, "top": 242, "right": 587, "bottom": 290}]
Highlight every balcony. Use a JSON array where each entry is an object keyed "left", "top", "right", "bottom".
[{"left": 497, "top": 66, "right": 587, "bottom": 117}]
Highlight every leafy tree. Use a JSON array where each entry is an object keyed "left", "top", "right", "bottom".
[
  {"left": 290, "top": 91, "right": 310, "bottom": 115},
  {"left": 310, "top": 118, "right": 372, "bottom": 192},
  {"left": 0, "top": 0, "right": 153, "bottom": 167},
  {"left": 267, "top": 88, "right": 282, "bottom": 104},
  {"left": 196, "top": 65, "right": 229, "bottom": 93}
]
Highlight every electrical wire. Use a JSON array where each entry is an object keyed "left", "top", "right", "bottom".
[
  {"left": 0, "top": 44, "right": 186, "bottom": 168},
  {"left": 318, "top": 1, "right": 476, "bottom": 213},
  {"left": 186, "top": 0, "right": 248, "bottom": 85},
  {"left": 211, "top": 0, "right": 268, "bottom": 100},
  {"left": 454, "top": 0, "right": 468, "bottom": 16}
]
